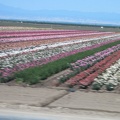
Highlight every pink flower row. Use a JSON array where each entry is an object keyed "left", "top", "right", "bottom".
[
  {"left": 0, "top": 31, "right": 87, "bottom": 38},
  {"left": 0, "top": 29, "right": 100, "bottom": 35},
  {"left": 0, "top": 32, "right": 113, "bottom": 43}
]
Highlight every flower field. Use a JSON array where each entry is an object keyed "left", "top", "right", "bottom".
[
  {"left": 64, "top": 44, "right": 120, "bottom": 91},
  {"left": 0, "top": 26, "right": 120, "bottom": 91}
]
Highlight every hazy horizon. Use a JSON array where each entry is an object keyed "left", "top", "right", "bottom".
[{"left": 0, "top": 0, "right": 120, "bottom": 25}]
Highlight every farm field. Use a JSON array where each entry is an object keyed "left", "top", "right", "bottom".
[
  {"left": 0, "top": 25, "right": 120, "bottom": 93},
  {"left": 0, "top": 24, "right": 120, "bottom": 117}
]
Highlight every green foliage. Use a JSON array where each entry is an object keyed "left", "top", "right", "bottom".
[
  {"left": 106, "top": 83, "right": 115, "bottom": 91},
  {"left": 15, "top": 77, "right": 24, "bottom": 83},
  {"left": 27, "top": 76, "right": 40, "bottom": 85},
  {"left": 92, "top": 82, "right": 102, "bottom": 90},
  {"left": 60, "top": 76, "right": 67, "bottom": 83},
  {"left": 53, "top": 69, "right": 79, "bottom": 83},
  {"left": 0, "top": 76, "right": 14, "bottom": 83},
  {"left": 0, "top": 77, "right": 6, "bottom": 83}
]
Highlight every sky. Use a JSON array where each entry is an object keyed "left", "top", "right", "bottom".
[
  {"left": 0, "top": 0, "right": 120, "bottom": 25},
  {"left": 0, "top": 0, "right": 120, "bottom": 13}
]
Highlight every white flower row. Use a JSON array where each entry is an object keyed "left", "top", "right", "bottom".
[{"left": 93, "top": 59, "right": 120, "bottom": 90}]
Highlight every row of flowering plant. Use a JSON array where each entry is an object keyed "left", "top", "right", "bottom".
[
  {"left": 70, "top": 44, "right": 120, "bottom": 71},
  {"left": 59, "top": 42, "right": 119, "bottom": 83},
  {"left": 0, "top": 30, "right": 98, "bottom": 38},
  {"left": 1, "top": 37, "right": 120, "bottom": 82},
  {"left": 1, "top": 32, "right": 119, "bottom": 51},
  {"left": 65, "top": 50, "right": 120, "bottom": 90},
  {"left": 0, "top": 27, "right": 120, "bottom": 84},
  {"left": 92, "top": 59, "right": 120, "bottom": 91},
  {"left": 1, "top": 35, "right": 117, "bottom": 70},
  {"left": 1, "top": 31, "right": 112, "bottom": 43},
  {"left": 1, "top": 34, "right": 112, "bottom": 58},
  {"left": 79, "top": 51, "right": 120, "bottom": 87},
  {"left": 1, "top": 33, "right": 118, "bottom": 58},
  {"left": 0, "top": 41, "right": 119, "bottom": 84},
  {"left": 0, "top": 26, "right": 43, "bottom": 31}
]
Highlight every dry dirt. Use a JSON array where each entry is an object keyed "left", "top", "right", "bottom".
[{"left": 0, "top": 84, "right": 120, "bottom": 118}]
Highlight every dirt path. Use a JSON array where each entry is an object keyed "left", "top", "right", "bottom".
[
  {"left": 0, "top": 84, "right": 120, "bottom": 117},
  {"left": 49, "top": 91, "right": 120, "bottom": 113},
  {"left": 0, "top": 85, "right": 68, "bottom": 107}
]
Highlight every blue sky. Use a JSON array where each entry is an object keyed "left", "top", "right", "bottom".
[
  {"left": 0, "top": 0, "right": 120, "bottom": 13},
  {"left": 0, "top": 0, "right": 120, "bottom": 25}
]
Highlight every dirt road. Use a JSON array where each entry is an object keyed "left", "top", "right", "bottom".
[{"left": 0, "top": 84, "right": 120, "bottom": 119}]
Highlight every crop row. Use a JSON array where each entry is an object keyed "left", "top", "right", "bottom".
[
  {"left": 70, "top": 44, "right": 120, "bottom": 71},
  {"left": 0, "top": 32, "right": 114, "bottom": 43},
  {"left": 79, "top": 51, "right": 120, "bottom": 87},
  {"left": 0, "top": 26, "right": 42, "bottom": 31},
  {"left": 1, "top": 34, "right": 119, "bottom": 57},
  {"left": 65, "top": 50, "right": 120, "bottom": 90},
  {"left": 60, "top": 43, "right": 120, "bottom": 84},
  {"left": 0, "top": 36, "right": 120, "bottom": 80},
  {"left": 0, "top": 39, "right": 119, "bottom": 84},
  {"left": 1, "top": 33, "right": 119, "bottom": 51},
  {"left": 0, "top": 31, "right": 83, "bottom": 38},
  {"left": 0, "top": 30, "right": 100, "bottom": 37},
  {"left": 0, "top": 38, "right": 104, "bottom": 68},
  {"left": 0, "top": 29, "right": 106, "bottom": 34},
  {"left": 0, "top": 27, "right": 120, "bottom": 85},
  {"left": 92, "top": 59, "right": 120, "bottom": 91}
]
